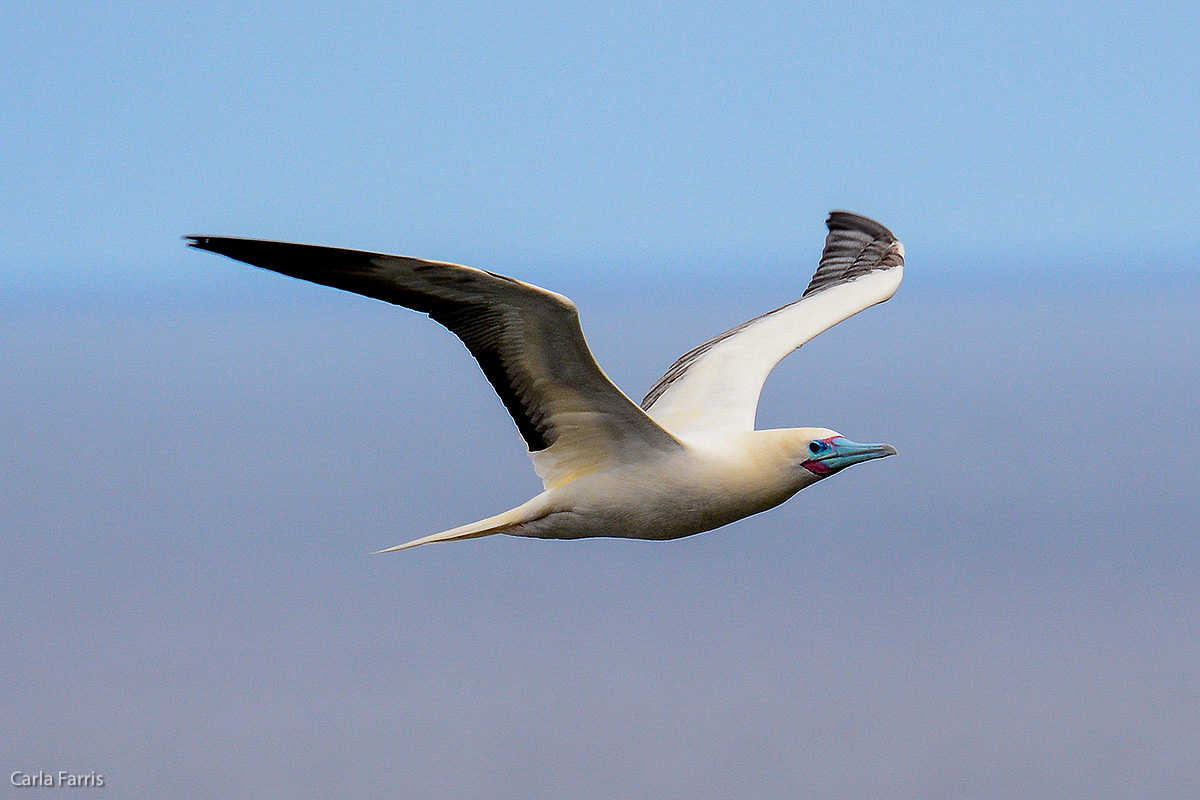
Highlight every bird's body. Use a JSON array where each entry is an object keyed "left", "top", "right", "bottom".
[
  {"left": 467, "top": 428, "right": 829, "bottom": 544},
  {"left": 188, "top": 212, "right": 904, "bottom": 551}
]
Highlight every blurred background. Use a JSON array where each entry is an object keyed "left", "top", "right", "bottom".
[{"left": 3, "top": 2, "right": 1198, "bottom": 798}]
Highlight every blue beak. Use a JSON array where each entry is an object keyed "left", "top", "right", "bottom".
[{"left": 802, "top": 436, "right": 898, "bottom": 477}]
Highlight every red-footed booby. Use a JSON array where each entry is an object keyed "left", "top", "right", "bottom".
[{"left": 187, "top": 211, "right": 903, "bottom": 551}]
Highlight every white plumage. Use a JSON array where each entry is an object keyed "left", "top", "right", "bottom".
[{"left": 188, "top": 211, "right": 903, "bottom": 551}]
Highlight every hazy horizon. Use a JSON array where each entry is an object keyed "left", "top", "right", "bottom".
[{"left": 4, "top": 268, "right": 1198, "bottom": 798}]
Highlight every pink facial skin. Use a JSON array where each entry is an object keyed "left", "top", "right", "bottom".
[{"left": 800, "top": 436, "right": 841, "bottom": 476}]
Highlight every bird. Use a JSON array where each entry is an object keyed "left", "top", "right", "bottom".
[{"left": 187, "top": 211, "right": 903, "bottom": 551}]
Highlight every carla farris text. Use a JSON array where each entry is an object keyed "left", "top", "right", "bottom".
[{"left": 11, "top": 771, "right": 105, "bottom": 788}]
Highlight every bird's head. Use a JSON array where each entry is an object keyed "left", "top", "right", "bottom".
[{"left": 794, "top": 428, "right": 898, "bottom": 479}]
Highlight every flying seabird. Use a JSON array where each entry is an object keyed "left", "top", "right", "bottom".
[{"left": 187, "top": 211, "right": 903, "bottom": 551}]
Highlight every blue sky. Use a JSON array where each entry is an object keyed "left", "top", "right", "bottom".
[
  {"left": 3, "top": 0, "right": 1198, "bottom": 293},
  {"left": 4, "top": 3, "right": 1200, "bottom": 798}
]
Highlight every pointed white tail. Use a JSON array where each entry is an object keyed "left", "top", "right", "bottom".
[{"left": 373, "top": 502, "right": 541, "bottom": 553}]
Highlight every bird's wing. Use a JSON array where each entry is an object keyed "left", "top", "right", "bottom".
[
  {"left": 641, "top": 212, "right": 904, "bottom": 436},
  {"left": 187, "top": 236, "right": 682, "bottom": 489}
]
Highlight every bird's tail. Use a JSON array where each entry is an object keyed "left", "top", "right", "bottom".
[{"left": 373, "top": 502, "right": 541, "bottom": 553}]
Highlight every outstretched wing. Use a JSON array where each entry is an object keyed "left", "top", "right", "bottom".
[
  {"left": 187, "top": 236, "right": 681, "bottom": 489},
  {"left": 640, "top": 211, "right": 904, "bottom": 436}
]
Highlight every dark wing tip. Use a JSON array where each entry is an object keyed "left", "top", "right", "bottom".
[
  {"left": 802, "top": 211, "right": 904, "bottom": 298},
  {"left": 824, "top": 210, "right": 899, "bottom": 244},
  {"left": 183, "top": 235, "right": 262, "bottom": 262},
  {"left": 182, "top": 235, "right": 388, "bottom": 282}
]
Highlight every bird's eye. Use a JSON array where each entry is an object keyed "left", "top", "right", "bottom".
[{"left": 809, "top": 441, "right": 822, "bottom": 455}]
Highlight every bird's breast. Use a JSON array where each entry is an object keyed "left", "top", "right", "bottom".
[{"left": 538, "top": 440, "right": 805, "bottom": 540}]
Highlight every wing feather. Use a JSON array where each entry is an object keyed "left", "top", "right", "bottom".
[
  {"left": 187, "top": 236, "right": 681, "bottom": 488},
  {"left": 641, "top": 212, "right": 903, "bottom": 435}
]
